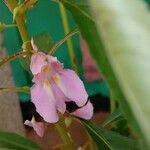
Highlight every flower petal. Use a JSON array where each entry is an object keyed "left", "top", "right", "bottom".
[
  {"left": 31, "top": 39, "right": 38, "bottom": 52},
  {"left": 30, "top": 52, "right": 47, "bottom": 75},
  {"left": 24, "top": 120, "right": 32, "bottom": 127},
  {"left": 72, "top": 101, "right": 93, "bottom": 120},
  {"left": 52, "top": 83, "right": 66, "bottom": 114},
  {"left": 33, "top": 122, "right": 45, "bottom": 137},
  {"left": 31, "top": 81, "right": 58, "bottom": 123},
  {"left": 54, "top": 70, "right": 88, "bottom": 107},
  {"left": 24, "top": 118, "right": 45, "bottom": 137},
  {"left": 46, "top": 55, "right": 64, "bottom": 72}
]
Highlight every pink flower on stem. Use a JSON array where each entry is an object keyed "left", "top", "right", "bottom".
[
  {"left": 30, "top": 46, "right": 93, "bottom": 123},
  {"left": 24, "top": 117, "right": 45, "bottom": 137},
  {"left": 80, "top": 37, "right": 102, "bottom": 81}
]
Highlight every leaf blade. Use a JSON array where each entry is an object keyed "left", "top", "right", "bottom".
[
  {"left": 103, "top": 108, "right": 124, "bottom": 127},
  {"left": 59, "top": 0, "right": 150, "bottom": 148},
  {"left": 0, "top": 132, "right": 41, "bottom": 150},
  {"left": 81, "top": 120, "right": 139, "bottom": 150},
  {"left": 33, "top": 32, "right": 54, "bottom": 53}
]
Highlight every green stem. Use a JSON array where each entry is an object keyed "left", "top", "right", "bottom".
[
  {"left": 49, "top": 28, "right": 79, "bottom": 55},
  {"left": 58, "top": 2, "right": 78, "bottom": 73},
  {"left": 0, "top": 86, "right": 30, "bottom": 94},
  {"left": 86, "top": 132, "right": 95, "bottom": 150},
  {"left": 15, "top": 16, "right": 30, "bottom": 43},
  {"left": 3, "top": 0, "right": 18, "bottom": 11},
  {"left": 0, "top": 51, "right": 27, "bottom": 68},
  {"left": 4, "top": 0, "right": 32, "bottom": 53},
  {"left": 77, "top": 118, "right": 95, "bottom": 150},
  {"left": 55, "top": 120, "right": 74, "bottom": 150},
  {"left": 5, "top": 24, "right": 17, "bottom": 28},
  {"left": 110, "top": 91, "right": 116, "bottom": 113}
]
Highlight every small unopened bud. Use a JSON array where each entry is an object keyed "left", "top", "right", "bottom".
[{"left": 65, "top": 117, "right": 72, "bottom": 127}]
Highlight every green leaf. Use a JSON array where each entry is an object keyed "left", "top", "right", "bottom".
[
  {"left": 81, "top": 120, "right": 139, "bottom": 150},
  {"left": 0, "top": 131, "right": 41, "bottom": 150},
  {"left": 103, "top": 108, "right": 124, "bottom": 127},
  {"left": 103, "top": 108, "right": 129, "bottom": 136},
  {"left": 33, "top": 32, "right": 55, "bottom": 53},
  {"left": 59, "top": 0, "right": 150, "bottom": 148}
]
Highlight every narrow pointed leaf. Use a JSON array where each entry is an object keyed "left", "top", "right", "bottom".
[
  {"left": 103, "top": 108, "right": 124, "bottom": 127},
  {"left": 81, "top": 120, "right": 139, "bottom": 150},
  {"left": 0, "top": 132, "right": 41, "bottom": 150},
  {"left": 59, "top": 0, "right": 150, "bottom": 148}
]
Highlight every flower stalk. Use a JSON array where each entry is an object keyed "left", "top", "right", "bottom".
[
  {"left": 0, "top": 22, "right": 17, "bottom": 31},
  {"left": 49, "top": 28, "right": 79, "bottom": 55},
  {"left": 110, "top": 91, "right": 117, "bottom": 113},
  {"left": 4, "top": 0, "right": 32, "bottom": 54},
  {"left": 0, "top": 51, "right": 28, "bottom": 68},
  {"left": 58, "top": 2, "right": 78, "bottom": 73},
  {"left": 55, "top": 120, "right": 75, "bottom": 150},
  {"left": 4, "top": 24, "right": 17, "bottom": 28}
]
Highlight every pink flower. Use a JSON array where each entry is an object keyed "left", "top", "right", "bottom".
[
  {"left": 24, "top": 117, "right": 45, "bottom": 137},
  {"left": 73, "top": 101, "right": 93, "bottom": 120},
  {"left": 80, "top": 37, "right": 102, "bottom": 81},
  {"left": 30, "top": 48, "right": 93, "bottom": 123}
]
